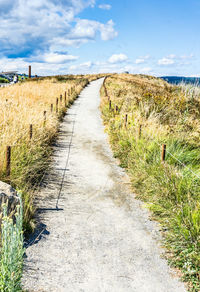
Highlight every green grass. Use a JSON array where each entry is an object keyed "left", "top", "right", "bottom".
[
  {"left": 0, "top": 77, "right": 9, "bottom": 83},
  {"left": 101, "top": 74, "right": 200, "bottom": 291},
  {"left": 0, "top": 196, "right": 24, "bottom": 291}
]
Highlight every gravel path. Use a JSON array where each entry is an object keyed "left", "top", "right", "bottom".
[{"left": 22, "top": 78, "right": 186, "bottom": 292}]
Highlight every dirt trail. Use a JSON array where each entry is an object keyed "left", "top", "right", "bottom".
[{"left": 22, "top": 79, "right": 186, "bottom": 292}]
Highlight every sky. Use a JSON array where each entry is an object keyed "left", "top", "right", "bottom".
[{"left": 0, "top": 0, "right": 200, "bottom": 76}]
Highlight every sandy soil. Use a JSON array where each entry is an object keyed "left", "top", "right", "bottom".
[{"left": 22, "top": 78, "right": 186, "bottom": 292}]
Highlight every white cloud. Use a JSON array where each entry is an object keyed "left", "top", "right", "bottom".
[
  {"left": 135, "top": 59, "right": 145, "bottom": 64},
  {"left": 180, "top": 54, "right": 194, "bottom": 60},
  {"left": 69, "top": 61, "right": 93, "bottom": 71},
  {"left": 139, "top": 67, "right": 152, "bottom": 74},
  {"left": 157, "top": 53, "right": 195, "bottom": 67},
  {"left": 158, "top": 57, "right": 175, "bottom": 65},
  {"left": 0, "top": 52, "right": 152, "bottom": 76},
  {"left": 0, "top": 56, "right": 152, "bottom": 76},
  {"left": 69, "top": 19, "right": 117, "bottom": 41},
  {"left": 122, "top": 65, "right": 137, "bottom": 72},
  {"left": 0, "top": 57, "right": 28, "bottom": 72},
  {"left": 0, "top": 0, "right": 117, "bottom": 57},
  {"left": 0, "top": 0, "right": 119, "bottom": 75},
  {"left": 167, "top": 54, "right": 176, "bottom": 59},
  {"left": 70, "top": 19, "right": 98, "bottom": 39},
  {"left": 43, "top": 52, "right": 78, "bottom": 64},
  {"left": 100, "top": 20, "right": 118, "bottom": 41},
  {"left": 0, "top": 56, "right": 81, "bottom": 76},
  {"left": 98, "top": 4, "right": 111, "bottom": 10},
  {"left": 66, "top": 59, "right": 153, "bottom": 75},
  {"left": 189, "top": 74, "right": 200, "bottom": 77},
  {"left": 0, "top": 57, "right": 56, "bottom": 75},
  {"left": 48, "top": 19, "right": 117, "bottom": 53},
  {"left": 108, "top": 53, "right": 128, "bottom": 63},
  {"left": 49, "top": 38, "right": 89, "bottom": 51},
  {"left": 135, "top": 55, "right": 150, "bottom": 64},
  {"left": 82, "top": 61, "right": 92, "bottom": 67}
]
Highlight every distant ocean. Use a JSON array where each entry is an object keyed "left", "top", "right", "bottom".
[{"left": 161, "top": 76, "right": 200, "bottom": 85}]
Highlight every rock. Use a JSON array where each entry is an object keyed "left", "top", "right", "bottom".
[{"left": 0, "top": 181, "right": 20, "bottom": 221}]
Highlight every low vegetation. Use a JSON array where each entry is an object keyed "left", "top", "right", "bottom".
[
  {"left": 100, "top": 74, "right": 200, "bottom": 291},
  {"left": 0, "top": 77, "right": 9, "bottom": 84},
  {"left": 0, "top": 197, "right": 24, "bottom": 291}
]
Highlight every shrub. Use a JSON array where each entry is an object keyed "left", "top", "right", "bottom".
[{"left": 0, "top": 78, "right": 9, "bottom": 84}]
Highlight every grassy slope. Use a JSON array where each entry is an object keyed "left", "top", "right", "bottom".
[
  {"left": 0, "top": 74, "right": 103, "bottom": 232},
  {"left": 100, "top": 74, "right": 200, "bottom": 291}
]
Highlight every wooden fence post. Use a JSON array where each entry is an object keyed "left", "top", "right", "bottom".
[
  {"left": 60, "top": 94, "right": 62, "bottom": 102},
  {"left": 64, "top": 92, "right": 67, "bottom": 107},
  {"left": 43, "top": 111, "right": 47, "bottom": 126},
  {"left": 68, "top": 89, "right": 70, "bottom": 96},
  {"left": 124, "top": 114, "right": 128, "bottom": 128},
  {"left": 51, "top": 104, "right": 53, "bottom": 113},
  {"left": 6, "top": 146, "right": 11, "bottom": 177},
  {"left": 104, "top": 84, "right": 108, "bottom": 96},
  {"left": 56, "top": 98, "right": 58, "bottom": 113},
  {"left": 30, "top": 124, "right": 33, "bottom": 140},
  {"left": 109, "top": 100, "right": 112, "bottom": 110},
  {"left": 161, "top": 144, "right": 166, "bottom": 162},
  {"left": 138, "top": 124, "right": 142, "bottom": 139}
]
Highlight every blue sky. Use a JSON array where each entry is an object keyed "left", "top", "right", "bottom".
[{"left": 0, "top": 0, "right": 199, "bottom": 76}]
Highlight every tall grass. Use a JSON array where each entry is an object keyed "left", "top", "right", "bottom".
[
  {"left": 180, "top": 82, "right": 200, "bottom": 100},
  {"left": 101, "top": 74, "right": 200, "bottom": 291},
  {"left": 0, "top": 195, "right": 24, "bottom": 291},
  {"left": 0, "top": 76, "right": 89, "bottom": 231}
]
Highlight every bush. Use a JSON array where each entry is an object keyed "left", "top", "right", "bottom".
[{"left": 0, "top": 77, "right": 9, "bottom": 84}]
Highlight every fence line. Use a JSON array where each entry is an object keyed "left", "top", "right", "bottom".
[
  {"left": 106, "top": 94, "right": 200, "bottom": 180},
  {"left": 1, "top": 84, "right": 79, "bottom": 180},
  {"left": 135, "top": 126, "right": 200, "bottom": 178}
]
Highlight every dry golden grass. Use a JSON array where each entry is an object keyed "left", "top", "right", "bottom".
[
  {"left": 0, "top": 79, "right": 84, "bottom": 172},
  {"left": 0, "top": 76, "right": 90, "bottom": 230},
  {"left": 104, "top": 73, "right": 200, "bottom": 144}
]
